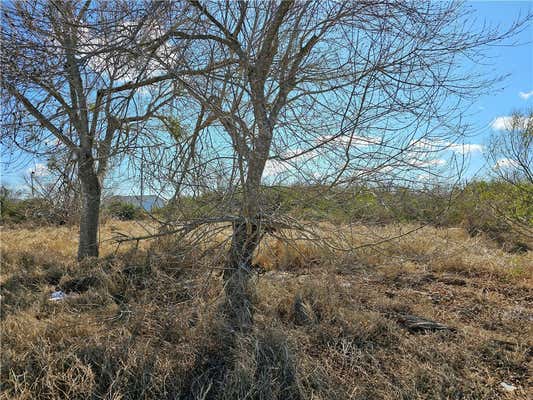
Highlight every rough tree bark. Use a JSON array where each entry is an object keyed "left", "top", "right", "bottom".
[
  {"left": 223, "top": 216, "right": 260, "bottom": 330},
  {"left": 77, "top": 153, "right": 101, "bottom": 260},
  {"left": 222, "top": 149, "right": 270, "bottom": 329},
  {"left": 1, "top": 1, "right": 176, "bottom": 262}
]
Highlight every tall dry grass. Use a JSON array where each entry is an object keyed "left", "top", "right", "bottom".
[
  {"left": 0, "top": 220, "right": 155, "bottom": 265},
  {"left": 1, "top": 220, "right": 531, "bottom": 399},
  {"left": 255, "top": 223, "right": 532, "bottom": 285},
  {"left": 3, "top": 220, "right": 529, "bottom": 284}
]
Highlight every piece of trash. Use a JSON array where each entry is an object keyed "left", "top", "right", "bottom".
[
  {"left": 49, "top": 290, "right": 67, "bottom": 301},
  {"left": 499, "top": 382, "right": 517, "bottom": 392}
]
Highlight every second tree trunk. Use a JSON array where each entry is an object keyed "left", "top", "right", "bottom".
[{"left": 78, "top": 162, "right": 101, "bottom": 261}]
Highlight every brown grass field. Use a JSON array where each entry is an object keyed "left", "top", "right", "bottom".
[{"left": 0, "top": 221, "right": 532, "bottom": 399}]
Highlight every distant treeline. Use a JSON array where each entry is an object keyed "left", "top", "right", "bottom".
[
  {"left": 154, "top": 180, "right": 532, "bottom": 251},
  {"left": 2, "top": 180, "right": 531, "bottom": 250}
]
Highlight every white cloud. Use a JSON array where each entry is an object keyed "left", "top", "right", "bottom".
[
  {"left": 378, "top": 165, "right": 395, "bottom": 173},
  {"left": 317, "top": 134, "right": 382, "bottom": 147},
  {"left": 264, "top": 148, "right": 319, "bottom": 178},
  {"left": 416, "top": 172, "right": 436, "bottom": 182},
  {"left": 447, "top": 143, "right": 483, "bottom": 154},
  {"left": 426, "top": 159, "right": 446, "bottom": 166},
  {"left": 27, "top": 163, "right": 49, "bottom": 177},
  {"left": 519, "top": 90, "right": 533, "bottom": 100},
  {"left": 410, "top": 158, "right": 446, "bottom": 168},
  {"left": 493, "top": 158, "right": 519, "bottom": 169},
  {"left": 411, "top": 138, "right": 448, "bottom": 150},
  {"left": 491, "top": 116, "right": 513, "bottom": 131},
  {"left": 491, "top": 115, "right": 532, "bottom": 131},
  {"left": 280, "top": 148, "right": 311, "bottom": 159},
  {"left": 411, "top": 138, "right": 482, "bottom": 154},
  {"left": 80, "top": 20, "right": 168, "bottom": 94},
  {"left": 263, "top": 160, "right": 290, "bottom": 177},
  {"left": 319, "top": 136, "right": 482, "bottom": 156}
]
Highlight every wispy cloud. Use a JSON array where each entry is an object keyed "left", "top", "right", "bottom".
[
  {"left": 490, "top": 116, "right": 513, "bottom": 131},
  {"left": 493, "top": 158, "right": 519, "bottom": 169},
  {"left": 317, "top": 134, "right": 382, "bottom": 147},
  {"left": 27, "top": 163, "right": 49, "bottom": 177},
  {"left": 447, "top": 143, "right": 483, "bottom": 154},
  {"left": 411, "top": 138, "right": 482, "bottom": 154},
  {"left": 409, "top": 158, "right": 447, "bottom": 168},
  {"left": 264, "top": 148, "right": 316, "bottom": 177},
  {"left": 519, "top": 90, "right": 533, "bottom": 100},
  {"left": 491, "top": 115, "right": 531, "bottom": 131},
  {"left": 263, "top": 159, "right": 290, "bottom": 177}
]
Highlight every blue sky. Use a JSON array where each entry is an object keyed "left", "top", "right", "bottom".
[
  {"left": 460, "top": 0, "right": 533, "bottom": 178},
  {"left": 1, "top": 1, "right": 532, "bottom": 194}
]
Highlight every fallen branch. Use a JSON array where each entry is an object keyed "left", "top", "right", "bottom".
[{"left": 392, "top": 313, "right": 457, "bottom": 333}]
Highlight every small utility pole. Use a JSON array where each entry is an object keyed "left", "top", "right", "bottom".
[
  {"left": 30, "top": 170, "right": 35, "bottom": 197},
  {"left": 140, "top": 155, "right": 144, "bottom": 209}
]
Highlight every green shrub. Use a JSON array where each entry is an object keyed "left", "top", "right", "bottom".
[
  {"left": 454, "top": 180, "right": 532, "bottom": 250},
  {"left": 0, "top": 187, "right": 23, "bottom": 223},
  {"left": 106, "top": 201, "right": 143, "bottom": 220},
  {"left": 143, "top": 180, "right": 532, "bottom": 250},
  {"left": 1, "top": 188, "right": 72, "bottom": 225}
]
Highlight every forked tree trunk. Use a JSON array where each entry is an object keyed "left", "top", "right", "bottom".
[
  {"left": 77, "top": 156, "right": 101, "bottom": 261},
  {"left": 222, "top": 147, "right": 268, "bottom": 330},
  {"left": 223, "top": 217, "right": 260, "bottom": 330}
]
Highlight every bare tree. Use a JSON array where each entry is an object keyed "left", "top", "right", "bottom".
[
  {"left": 144, "top": 0, "right": 528, "bottom": 330},
  {"left": 488, "top": 109, "right": 533, "bottom": 184},
  {"left": 2, "top": 0, "right": 528, "bottom": 330},
  {"left": 0, "top": 0, "right": 175, "bottom": 259},
  {"left": 485, "top": 109, "right": 532, "bottom": 238}
]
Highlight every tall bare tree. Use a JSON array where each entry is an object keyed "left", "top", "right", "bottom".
[
  {"left": 0, "top": 0, "right": 175, "bottom": 259},
  {"left": 488, "top": 109, "right": 533, "bottom": 184},
  {"left": 485, "top": 109, "right": 533, "bottom": 237},
  {"left": 146, "top": 0, "right": 528, "bottom": 330}
]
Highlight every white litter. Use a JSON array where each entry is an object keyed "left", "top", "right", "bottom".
[
  {"left": 500, "top": 382, "right": 517, "bottom": 392},
  {"left": 49, "top": 290, "right": 67, "bottom": 301}
]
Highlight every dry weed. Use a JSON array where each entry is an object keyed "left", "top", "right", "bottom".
[{"left": 0, "top": 221, "right": 531, "bottom": 399}]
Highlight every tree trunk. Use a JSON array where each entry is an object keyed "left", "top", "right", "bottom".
[
  {"left": 222, "top": 148, "right": 268, "bottom": 330},
  {"left": 223, "top": 216, "right": 260, "bottom": 331},
  {"left": 77, "top": 157, "right": 101, "bottom": 261}
]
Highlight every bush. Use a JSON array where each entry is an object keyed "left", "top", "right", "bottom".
[
  {"left": 106, "top": 201, "right": 143, "bottom": 220},
  {"left": 453, "top": 180, "right": 532, "bottom": 250},
  {"left": 135, "top": 180, "right": 533, "bottom": 250},
  {"left": 1, "top": 188, "right": 73, "bottom": 225},
  {"left": 0, "top": 187, "right": 22, "bottom": 223}
]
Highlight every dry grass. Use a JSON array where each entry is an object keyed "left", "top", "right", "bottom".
[
  {"left": 0, "top": 220, "right": 155, "bottom": 264},
  {"left": 1, "top": 220, "right": 532, "bottom": 399},
  {"left": 256, "top": 224, "right": 532, "bottom": 284}
]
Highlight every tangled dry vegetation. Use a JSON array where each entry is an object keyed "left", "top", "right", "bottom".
[{"left": 0, "top": 221, "right": 531, "bottom": 399}]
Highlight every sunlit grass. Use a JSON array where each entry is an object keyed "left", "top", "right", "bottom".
[{"left": 1, "top": 220, "right": 531, "bottom": 399}]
